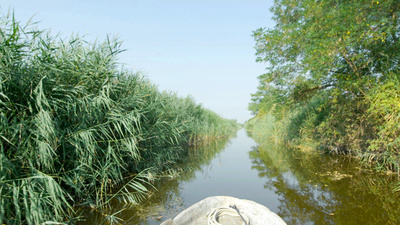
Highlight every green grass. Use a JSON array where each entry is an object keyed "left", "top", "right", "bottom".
[{"left": 0, "top": 12, "right": 239, "bottom": 224}]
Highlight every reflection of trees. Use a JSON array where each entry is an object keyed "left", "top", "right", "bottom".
[
  {"left": 249, "top": 138, "right": 400, "bottom": 225},
  {"left": 77, "top": 135, "right": 234, "bottom": 225}
]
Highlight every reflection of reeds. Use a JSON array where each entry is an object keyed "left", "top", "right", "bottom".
[
  {"left": 0, "top": 14, "right": 239, "bottom": 224},
  {"left": 77, "top": 135, "right": 234, "bottom": 224}
]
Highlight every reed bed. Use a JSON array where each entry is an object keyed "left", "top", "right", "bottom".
[{"left": 0, "top": 13, "right": 238, "bottom": 224}]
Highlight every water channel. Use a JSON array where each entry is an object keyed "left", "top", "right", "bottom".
[{"left": 81, "top": 129, "right": 400, "bottom": 224}]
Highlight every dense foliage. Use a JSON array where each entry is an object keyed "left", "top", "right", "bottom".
[
  {"left": 249, "top": 0, "right": 400, "bottom": 172},
  {"left": 0, "top": 14, "right": 239, "bottom": 224}
]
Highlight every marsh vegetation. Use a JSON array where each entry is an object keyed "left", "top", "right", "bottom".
[{"left": 0, "top": 13, "right": 239, "bottom": 224}]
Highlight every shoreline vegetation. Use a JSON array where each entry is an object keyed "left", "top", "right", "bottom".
[
  {"left": 77, "top": 133, "right": 236, "bottom": 224},
  {"left": 0, "top": 14, "right": 240, "bottom": 224},
  {"left": 245, "top": 118, "right": 400, "bottom": 225},
  {"left": 246, "top": 1, "right": 400, "bottom": 176}
]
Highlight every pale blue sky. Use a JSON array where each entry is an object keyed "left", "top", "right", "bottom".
[{"left": 1, "top": 0, "right": 274, "bottom": 123}]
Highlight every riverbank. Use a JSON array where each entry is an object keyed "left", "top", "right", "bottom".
[
  {"left": 244, "top": 122, "right": 400, "bottom": 225},
  {"left": 245, "top": 111, "right": 400, "bottom": 183},
  {"left": 76, "top": 132, "right": 237, "bottom": 224},
  {"left": 0, "top": 14, "right": 239, "bottom": 224},
  {"left": 249, "top": 0, "right": 400, "bottom": 175}
]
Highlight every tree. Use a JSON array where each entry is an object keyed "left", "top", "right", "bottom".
[
  {"left": 252, "top": 0, "right": 399, "bottom": 102},
  {"left": 249, "top": 0, "right": 400, "bottom": 170}
]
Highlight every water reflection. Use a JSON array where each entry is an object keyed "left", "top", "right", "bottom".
[
  {"left": 79, "top": 129, "right": 400, "bottom": 225},
  {"left": 248, "top": 134, "right": 400, "bottom": 225},
  {"left": 77, "top": 133, "right": 235, "bottom": 224}
]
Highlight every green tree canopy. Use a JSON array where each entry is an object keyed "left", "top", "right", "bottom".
[{"left": 253, "top": 0, "right": 399, "bottom": 104}]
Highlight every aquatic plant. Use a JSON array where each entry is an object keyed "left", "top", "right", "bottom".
[{"left": 0, "top": 12, "right": 238, "bottom": 224}]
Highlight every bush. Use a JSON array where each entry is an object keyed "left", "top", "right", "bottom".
[{"left": 365, "top": 74, "right": 400, "bottom": 171}]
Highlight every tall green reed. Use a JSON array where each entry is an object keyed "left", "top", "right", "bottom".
[{"left": 0, "top": 12, "right": 238, "bottom": 224}]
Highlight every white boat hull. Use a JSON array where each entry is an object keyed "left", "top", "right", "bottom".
[{"left": 161, "top": 196, "right": 286, "bottom": 225}]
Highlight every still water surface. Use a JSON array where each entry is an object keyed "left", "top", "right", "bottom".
[{"left": 82, "top": 129, "right": 400, "bottom": 224}]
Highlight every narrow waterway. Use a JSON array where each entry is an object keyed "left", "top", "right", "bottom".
[
  {"left": 178, "top": 129, "right": 281, "bottom": 212},
  {"left": 81, "top": 128, "right": 400, "bottom": 224}
]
